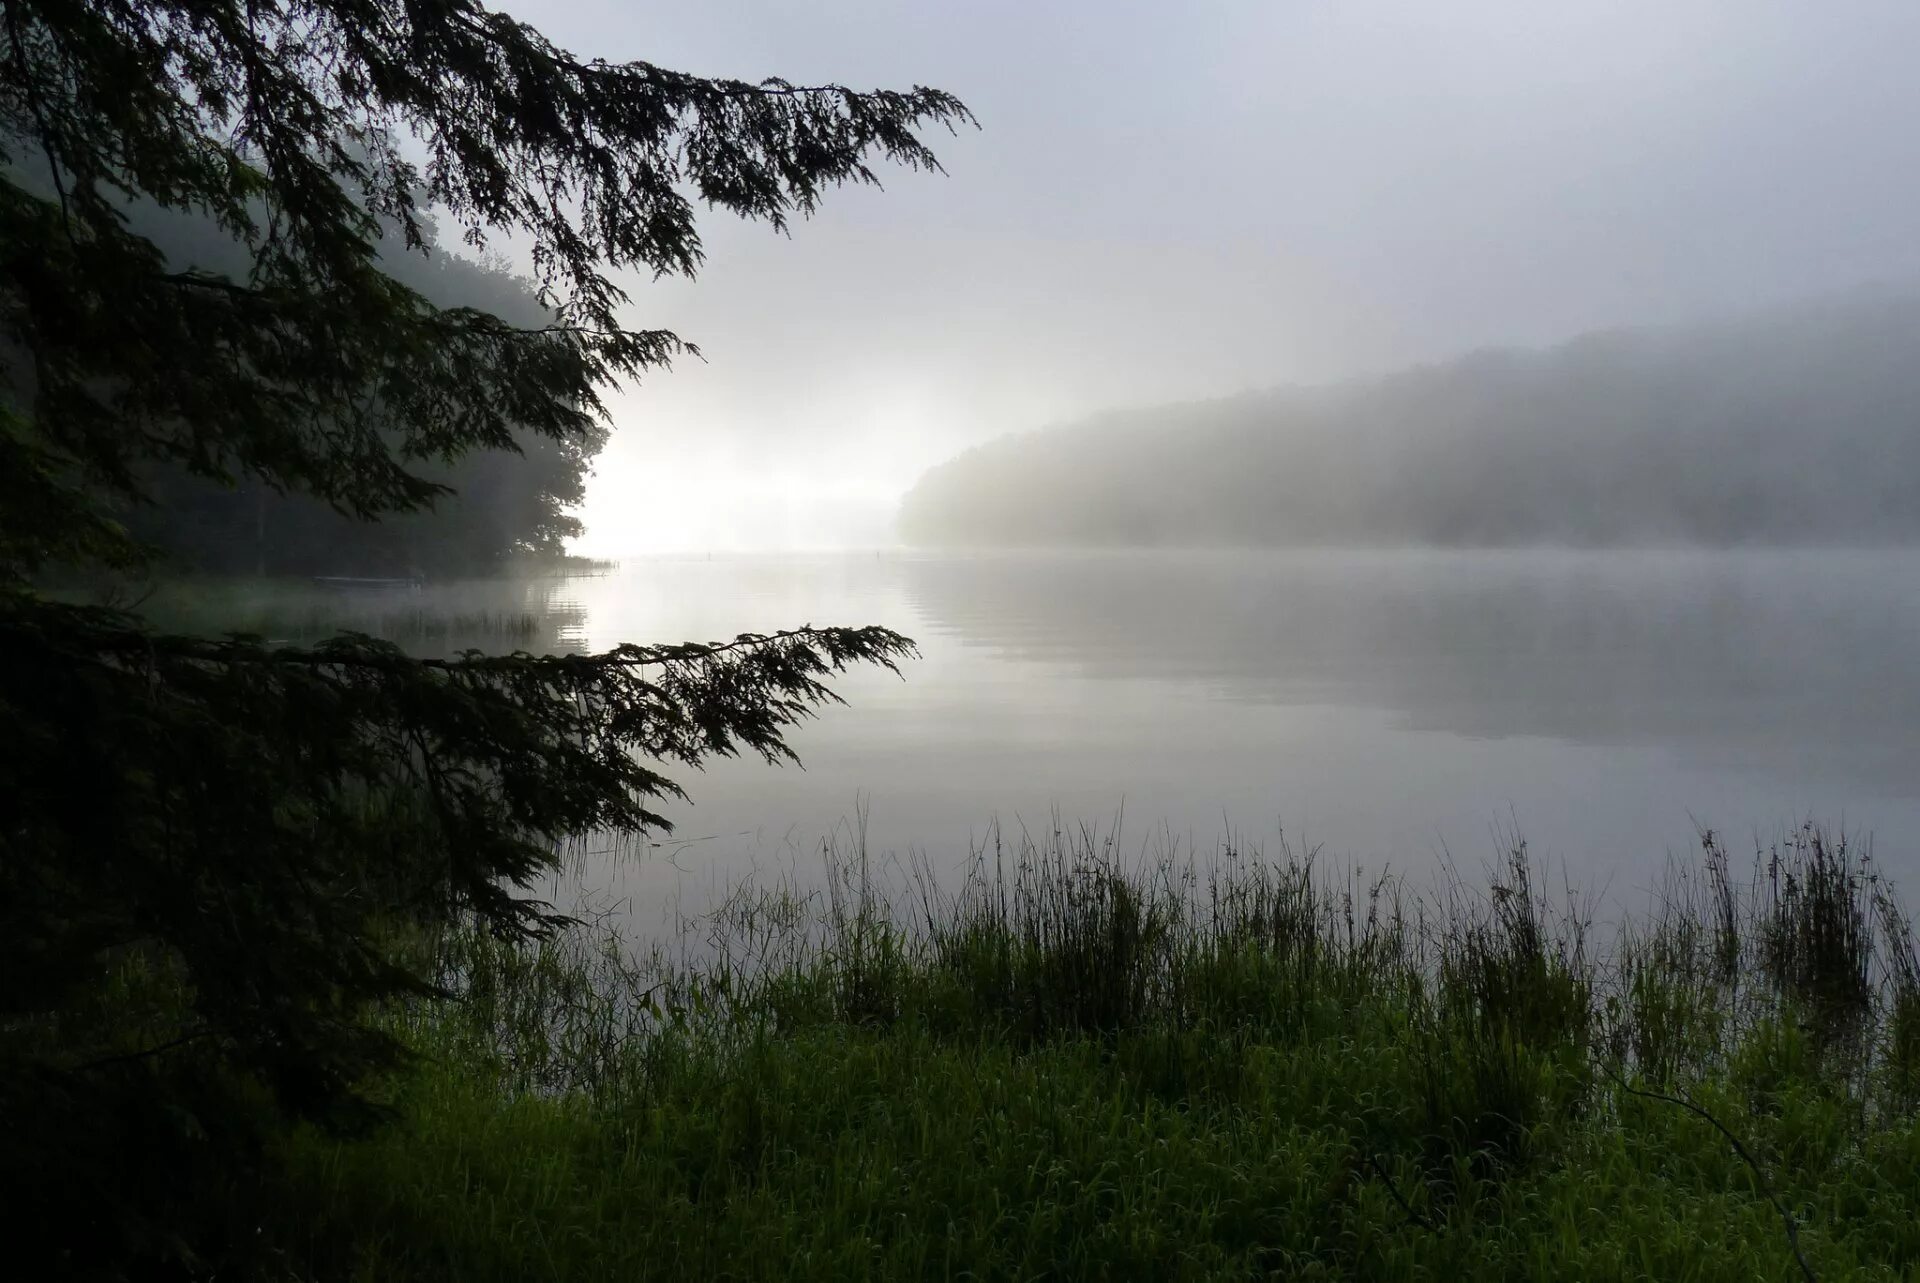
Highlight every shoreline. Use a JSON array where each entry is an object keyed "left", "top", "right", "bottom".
[{"left": 276, "top": 822, "right": 1920, "bottom": 1280}]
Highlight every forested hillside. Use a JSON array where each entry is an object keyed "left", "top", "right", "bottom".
[
  {"left": 899, "top": 292, "right": 1920, "bottom": 548},
  {"left": 115, "top": 203, "right": 601, "bottom": 576}
]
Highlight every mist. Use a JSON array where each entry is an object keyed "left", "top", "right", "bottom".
[
  {"left": 899, "top": 289, "right": 1920, "bottom": 548},
  {"left": 21, "top": 1, "right": 1920, "bottom": 1271},
  {"left": 524, "top": 0, "right": 1920, "bottom": 553}
]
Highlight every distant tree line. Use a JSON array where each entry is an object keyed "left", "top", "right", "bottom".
[
  {"left": 899, "top": 292, "right": 1920, "bottom": 549},
  {"left": 114, "top": 200, "right": 600, "bottom": 576}
]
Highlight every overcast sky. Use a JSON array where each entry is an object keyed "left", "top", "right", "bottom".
[{"left": 501, "top": 1, "right": 1920, "bottom": 552}]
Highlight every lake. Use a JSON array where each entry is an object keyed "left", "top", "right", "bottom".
[{"left": 178, "top": 549, "right": 1920, "bottom": 924}]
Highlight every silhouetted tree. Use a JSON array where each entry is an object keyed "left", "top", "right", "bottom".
[
  {"left": 0, "top": 1, "right": 969, "bottom": 1272},
  {"left": 117, "top": 195, "right": 613, "bottom": 573}
]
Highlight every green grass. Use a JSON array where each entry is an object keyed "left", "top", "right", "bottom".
[{"left": 274, "top": 826, "right": 1920, "bottom": 1281}]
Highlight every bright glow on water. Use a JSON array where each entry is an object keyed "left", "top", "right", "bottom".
[{"left": 497, "top": 548, "right": 1920, "bottom": 928}]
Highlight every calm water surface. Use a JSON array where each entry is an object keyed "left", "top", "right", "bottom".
[{"left": 285, "top": 549, "right": 1920, "bottom": 919}]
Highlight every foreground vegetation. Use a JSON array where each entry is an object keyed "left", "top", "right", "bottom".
[{"left": 258, "top": 825, "right": 1920, "bottom": 1281}]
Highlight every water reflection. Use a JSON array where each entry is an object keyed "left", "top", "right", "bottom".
[
  {"left": 138, "top": 551, "right": 1920, "bottom": 903},
  {"left": 902, "top": 549, "right": 1920, "bottom": 798},
  {"left": 142, "top": 571, "right": 591, "bottom": 658}
]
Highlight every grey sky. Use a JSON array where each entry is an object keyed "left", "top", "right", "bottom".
[{"left": 500, "top": 1, "right": 1920, "bottom": 551}]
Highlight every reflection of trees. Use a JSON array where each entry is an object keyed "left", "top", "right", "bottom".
[
  {"left": 301, "top": 577, "right": 592, "bottom": 659},
  {"left": 904, "top": 552, "right": 1920, "bottom": 791},
  {"left": 142, "top": 574, "right": 591, "bottom": 660}
]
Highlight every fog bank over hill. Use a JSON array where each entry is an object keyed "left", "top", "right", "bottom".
[{"left": 898, "top": 291, "right": 1920, "bottom": 549}]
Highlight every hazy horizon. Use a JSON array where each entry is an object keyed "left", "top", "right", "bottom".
[
  {"left": 486, "top": 1, "right": 1920, "bottom": 554},
  {"left": 575, "top": 278, "right": 1920, "bottom": 557}
]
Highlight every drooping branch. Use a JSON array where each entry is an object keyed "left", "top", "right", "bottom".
[
  {"left": 6, "top": 597, "right": 916, "bottom": 835},
  {"left": 0, "top": 0, "right": 971, "bottom": 543},
  {"left": 0, "top": 4, "right": 959, "bottom": 1266}
]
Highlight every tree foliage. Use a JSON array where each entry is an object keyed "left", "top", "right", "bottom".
[
  {"left": 0, "top": 1, "right": 966, "bottom": 1273},
  {"left": 3, "top": 0, "right": 967, "bottom": 563},
  {"left": 124, "top": 208, "right": 612, "bottom": 574}
]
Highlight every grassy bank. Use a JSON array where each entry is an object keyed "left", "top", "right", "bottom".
[{"left": 276, "top": 827, "right": 1920, "bottom": 1281}]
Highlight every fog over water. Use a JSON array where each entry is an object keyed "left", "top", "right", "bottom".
[
  {"left": 443, "top": 5, "right": 1920, "bottom": 918},
  {"left": 505, "top": 1, "right": 1920, "bottom": 553},
  {"left": 398, "top": 549, "right": 1920, "bottom": 930}
]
